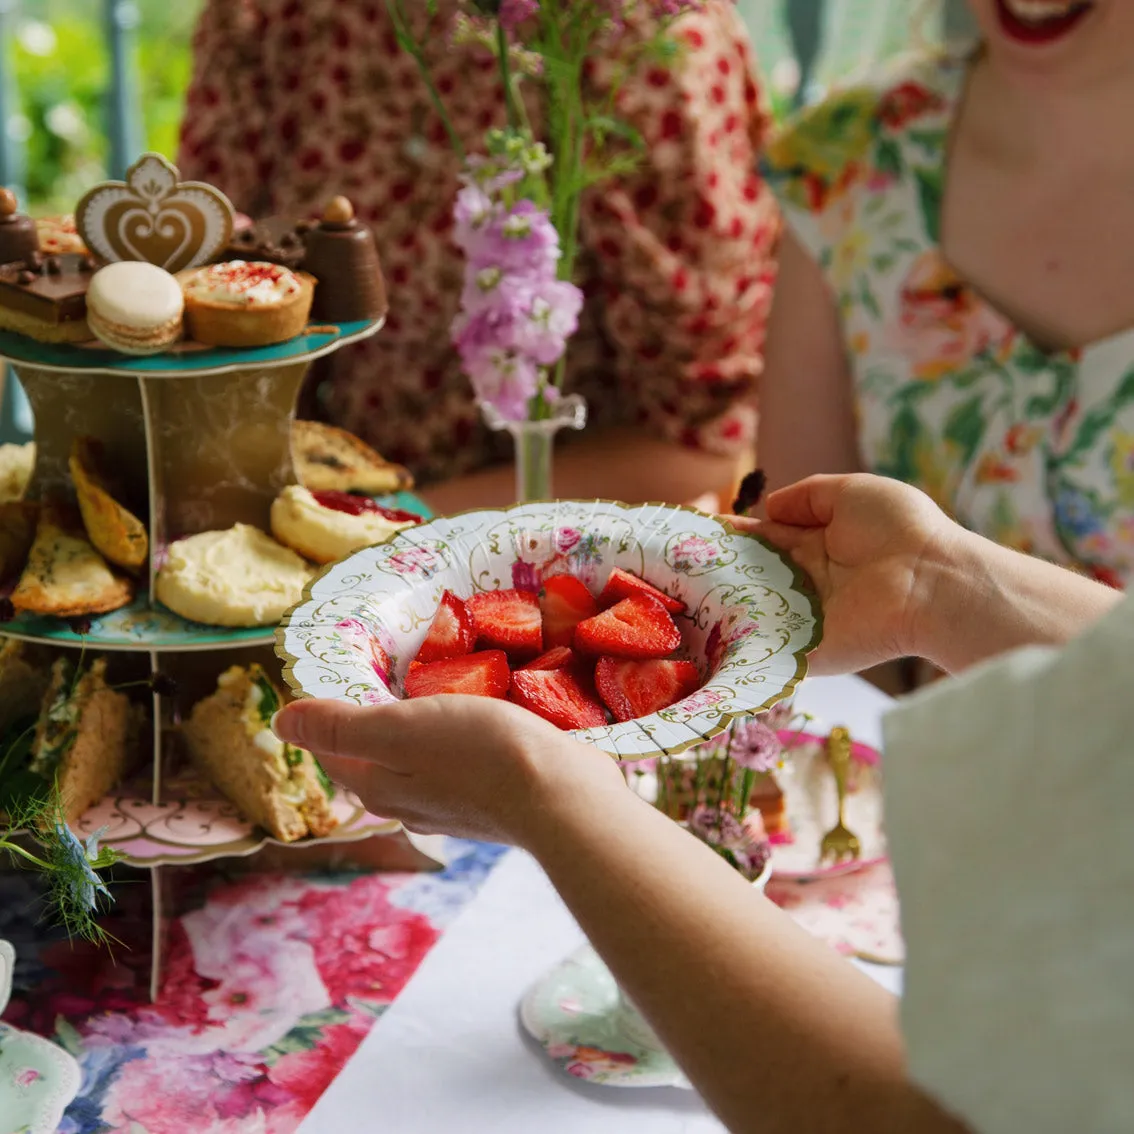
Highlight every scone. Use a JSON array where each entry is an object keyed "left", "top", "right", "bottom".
[
  {"left": 155, "top": 523, "right": 314, "bottom": 627},
  {"left": 270, "top": 484, "right": 421, "bottom": 565},
  {"left": 69, "top": 436, "right": 148, "bottom": 572},
  {"left": 179, "top": 261, "right": 315, "bottom": 348},
  {"left": 29, "top": 656, "right": 142, "bottom": 824},
  {"left": 182, "top": 664, "right": 337, "bottom": 843},
  {"left": 11, "top": 502, "right": 134, "bottom": 618},
  {"left": 292, "top": 419, "right": 413, "bottom": 495},
  {"left": 0, "top": 441, "right": 34, "bottom": 503},
  {"left": 0, "top": 501, "right": 37, "bottom": 582},
  {"left": 0, "top": 639, "right": 50, "bottom": 737}
]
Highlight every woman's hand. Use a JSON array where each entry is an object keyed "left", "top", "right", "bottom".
[
  {"left": 272, "top": 694, "right": 628, "bottom": 846},
  {"left": 735, "top": 473, "right": 964, "bottom": 675}
]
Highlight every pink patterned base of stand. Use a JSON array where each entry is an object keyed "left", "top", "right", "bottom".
[{"left": 73, "top": 787, "right": 400, "bottom": 867}]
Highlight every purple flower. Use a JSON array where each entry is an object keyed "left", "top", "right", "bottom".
[
  {"left": 686, "top": 805, "right": 770, "bottom": 882},
  {"left": 727, "top": 717, "right": 782, "bottom": 773},
  {"left": 499, "top": 0, "right": 540, "bottom": 30}
]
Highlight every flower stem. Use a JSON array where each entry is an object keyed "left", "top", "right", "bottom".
[
  {"left": 0, "top": 838, "right": 53, "bottom": 872},
  {"left": 496, "top": 21, "right": 522, "bottom": 129},
  {"left": 385, "top": 0, "right": 465, "bottom": 161}
]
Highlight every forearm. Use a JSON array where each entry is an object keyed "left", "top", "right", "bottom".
[
  {"left": 418, "top": 427, "right": 744, "bottom": 514},
  {"left": 918, "top": 530, "right": 1124, "bottom": 673},
  {"left": 523, "top": 763, "right": 966, "bottom": 1134}
]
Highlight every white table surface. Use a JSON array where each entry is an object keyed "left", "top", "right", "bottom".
[{"left": 299, "top": 675, "right": 901, "bottom": 1134}]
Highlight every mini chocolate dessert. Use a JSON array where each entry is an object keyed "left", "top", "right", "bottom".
[
  {"left": 301, "top": 197, "right": 387, "bottom": 324},
  {"left": 0, "top": 252, "right": 94, "bottom": 342},
  {"left": 0, "top": 188, "right": 41, "bottom": 267},
  {"left": 223, "top": 218, "right": 308, "bottom": 270}
]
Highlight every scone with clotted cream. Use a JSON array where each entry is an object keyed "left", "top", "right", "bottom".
[
  {"left": 0, "top": 441, "right": 34, "bottom": 503},
  {"left": 270, "top": 484, "right": 421, "bottom": 565},
  {"left": 182, "top": 663, "right": 337, "bottom": 843},
  {"left": 155, "top": 523, "right": 314, "bottom": 627}
]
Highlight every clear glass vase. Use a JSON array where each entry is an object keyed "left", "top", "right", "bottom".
[{"left": 481, "top": 394, "right": 588, "bottom": 503}]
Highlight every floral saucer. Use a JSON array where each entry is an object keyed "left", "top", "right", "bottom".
[
  {"left": 0, "top": 941, "right": 82, "bottom": 1134},
  {"left": 278, "top": 500, "right": 821, "bottom": 761},
  {"left": 521, "top": 864, "right": 771, "bottom": 1089},
  {"left": 770, "top": 732, "right": 887, "bottom": 880},
  {"left": 520, "top": 944, "right": 693, "bottom": 1089}
]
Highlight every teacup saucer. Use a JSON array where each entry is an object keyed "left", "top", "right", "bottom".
[
  {"left": 0, "top": 941, "right": 82, "bottom": 1134},
  {"left": 519, "top": 944, "right": 692, "bottom": 1089}
]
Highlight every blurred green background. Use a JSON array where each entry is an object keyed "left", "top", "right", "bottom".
[
  {"left": 8, "top": 0, "right": 933, "bottom": 212},
  {"left": 11, "top": 0, "right": 202, "bottom": 212}
]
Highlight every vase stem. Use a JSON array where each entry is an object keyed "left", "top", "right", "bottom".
[{"left": 514, "top": 423, "right": 554, "bottom": 503}]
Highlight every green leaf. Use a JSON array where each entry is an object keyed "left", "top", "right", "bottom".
[
  {"left": 1064, "top": 365, "right": 1134, "bottom": 462},
  {"left": 915, "top": 168, "right": 943, "bottom": 244},
  {"left": 942, "top": 396, "right": 986, "bottom": 466},
  {"left": 875, "top": 138, "right": 903, "bottom": 180},
  {"left": 876, "top": 403, "right": 925, "bottom": 483},
  {"left": 262, "top": 1007, "right": 354, "bottom": 1063}
]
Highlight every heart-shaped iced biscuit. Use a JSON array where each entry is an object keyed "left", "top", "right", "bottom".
[{"left": 76, "top": 153, "right": 235, "bottom": 274}]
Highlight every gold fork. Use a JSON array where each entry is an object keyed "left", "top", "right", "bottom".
[{"left": 819, "top": 726, "right": 862, "bottom": 865}]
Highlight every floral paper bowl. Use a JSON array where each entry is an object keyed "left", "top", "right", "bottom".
[{"left": 276, "top": 500, "right": 822, "bottom": 761}]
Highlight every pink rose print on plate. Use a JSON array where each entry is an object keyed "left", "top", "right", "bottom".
[
  {"left": 671, "top": 535, "right": 719, "bottom": 572},
  {"left": 14, "top": 1066, "right": 42, "bottom": 1088},
  {"left": 334, "top": 618, "right": 393, "bottom": 686},
  {"left": 388, "top": 546, "right": 440, "bottom": 578},
  {"left": 555, "top": 527, "right": 582, "bottom": 553}
]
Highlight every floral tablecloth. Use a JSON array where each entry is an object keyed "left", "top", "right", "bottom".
[{"left": 0, "top": 841, "right": 506, "bottom": 1134}]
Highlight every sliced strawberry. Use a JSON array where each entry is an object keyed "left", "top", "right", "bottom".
[
  {"left": 522, "top": 646, "right": 576, "bottom": 672},
  {"left": 510, "top": 667, "right": 608, "bottom": 730},
  {"left": 404, "top": 651, "right": 510, "bottom": 700},
  {"left": 574, "top": 594, "right": 681, "bottom": 659},
  {"left": 467, "top": 588, "right": 543, "bottom": 657},
  {"left": 540, "top": 574, "right": 599, "bottom": 649},
  {"left": 595, "top": 657, "right": 702, "bottom": 722},
  {"left": 415, "top": 590, "right": 476, "bottom": 664},
  {"left": 599, "top": 567, "right": 684, "bottom": 615}
]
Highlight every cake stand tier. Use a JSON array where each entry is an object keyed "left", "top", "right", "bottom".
[
  {"left": 71, "top": 782, "right": 401, "bottom": 868},
  {"left": 0, "top": 491, "right": 426, "bottom": 650},
  {"left": 0, "top": 318, "right": 383, "bottom": 377}
]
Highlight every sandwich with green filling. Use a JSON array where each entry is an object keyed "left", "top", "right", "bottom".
[
  {"left": 22, "top": 655, "right": 141, "bottom": 824},
  {"left": 182, "top": 663, "right": 338, "bottom": 843}
]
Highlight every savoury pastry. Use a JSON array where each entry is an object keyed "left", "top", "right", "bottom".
[
  {"left": 69, "top": 436, "right": 148, "bottom": 572},
  {"left": 270, "top": 484, "right": 420, "bottom": 565},
  {"left": 11, "top": 502, "right": 134, "bottom": 618},
  {"left": 0, "top": 441, "right": 34, "bottom": 503},
  {"left": 291, "top": 419, "right": 413, "bottom": 495},
  {"left": 182, "top": 663, "right": 337, "bottom": 843},
  {"left": 155, "top": 523, "right": 314, "bottom": 627}
]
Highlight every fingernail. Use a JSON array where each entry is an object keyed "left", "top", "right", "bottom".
[{"left": 270, "top": 710, "right": 284, "bottom": 738}]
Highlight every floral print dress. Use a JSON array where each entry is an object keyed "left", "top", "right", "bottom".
[
  {"left": 178, "top": 0, "right": 777, "bottom": 486},
  {"left": 763, "top": 49, "right": 1134, "bottom": 588}
]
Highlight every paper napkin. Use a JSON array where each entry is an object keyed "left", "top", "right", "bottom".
[{"left": 882, "top": 596, "right": 1134, "bottom": 1133}]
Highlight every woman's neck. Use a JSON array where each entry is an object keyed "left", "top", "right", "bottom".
[{"left": 963, "top": 50, "right": 1134, "bottom": 171}]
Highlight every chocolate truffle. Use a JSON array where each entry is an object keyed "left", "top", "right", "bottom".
[
  {"left": 223, "top": 218, "right": 307, "bottom": 270},
  {"left": 0, "top": 189, "right": 41, "bottom": 267},
  {"left": 300, "top": 197, "right": 387, "bottom": 324}
]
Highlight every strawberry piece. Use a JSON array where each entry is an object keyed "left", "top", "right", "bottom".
[
  {"left": 511, "top": 667, "right": 608, "bottom": 730},
  {"left": 467, "top": 588, "right": 543, "bottom": 657},
  {"left": 574, "top": 594, "right": 681, "bottom": 659},
  {"left": 540, "top": 574, "right": 599, "bottom": 649},
  {"left": 599, "top": 566, "right": 684, "bottom": 614},
  {"left": 595, "top": 656, "right": 702, "bottom": 722},
  {"left": 415, "top": 589, "right": 476, "bottom": 664},
  {"left": 522, "top": 646, "right": 576, "bottom": 672},
  {"left": 404, "top": 651, "right": 510, "bottom": 700}
]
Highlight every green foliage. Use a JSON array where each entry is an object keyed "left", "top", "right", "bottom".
[{"left": 9, "top": 0, "right": 203, "bottom": 212}]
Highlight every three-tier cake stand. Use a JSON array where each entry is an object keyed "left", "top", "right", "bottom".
[{"left": 0, "top": 318, "right": 428, "bottom": 997}]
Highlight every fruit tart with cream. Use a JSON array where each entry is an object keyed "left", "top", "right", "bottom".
[
  {"left": 270, "top": 485, "right": 422, "bottom": 565},
  {"left": 178, "top": 260, "right": 315, "bottom": 347}
]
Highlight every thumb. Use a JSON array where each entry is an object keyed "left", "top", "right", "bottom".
[
  {"left": 765, "top": 474, "right": 848, "bottom": 528},
  {"left": 273, "top": 699, "right": 395, "bottom": 764}
]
